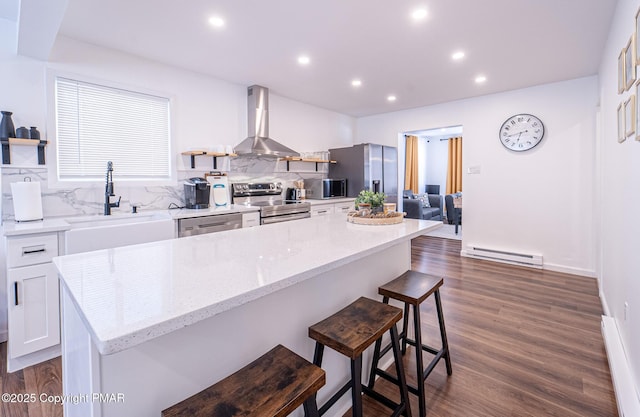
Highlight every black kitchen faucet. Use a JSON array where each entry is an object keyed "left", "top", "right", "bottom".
[{"left": 104, "top": 161, "right": 121, "bottom": 215}]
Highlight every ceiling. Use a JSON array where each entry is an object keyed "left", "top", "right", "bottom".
[{"left": 53, "top": 0, "right": 617, "bottom": 117}]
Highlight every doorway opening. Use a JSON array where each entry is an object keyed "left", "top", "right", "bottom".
[{"left": 399, "top": 125, "right": 463, "bottom": 239}]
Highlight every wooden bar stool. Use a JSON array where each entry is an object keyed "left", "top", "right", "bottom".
[
  {"left": 368, "top": 271, "right": 452, "bottom": 417},
  {"left": 162, "top": 344, "right": 325, "bottom": 417},
  {"left": 308, "top": 296, "right": 412, "bottom": 417}
]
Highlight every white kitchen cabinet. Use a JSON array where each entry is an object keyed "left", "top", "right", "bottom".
[
  {"left": 7, "top": 263, "right": 60, "bottom": 358},
  {"left": 311, "top": 204, "right": 335, "bottom": 217},
  {"left": 6, "top": 232, "right": 60, "bottom": 361},
  {"left": 242, "top": 211, "right": 260, "bottom": 227},
  {"left": 333, "top": 200, "right": 355, "bottom": 213}
]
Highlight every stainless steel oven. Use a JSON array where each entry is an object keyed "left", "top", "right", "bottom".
[{"left": 232, "top": 182, "right": 311, "bottom": 224}]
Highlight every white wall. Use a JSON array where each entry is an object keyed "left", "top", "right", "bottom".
[
  {"left": 598, "top": 0, "right": 640, "bottom": 398},
  {"left": 424, "top": 137, "right": 449, "bottom": 195},
  {"left": 357, "top": 76, "right": 598, "bottom": 276}
]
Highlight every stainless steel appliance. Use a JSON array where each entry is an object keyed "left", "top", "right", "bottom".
[
  {"left": 328, "top": 144, "right": 398, "bottom": 204},
  {"left": 305, "top": 178, "right": 347, "bottom": 199},
  {"left": 184, "top": 177, "right": 211, "bottom": 209},
  {"left": 178, "top": 213, "right": 242, "bottom": 237},
  {"left": 232, "top": 182, "right": 311, "bottom": 224},
  {"left": 233, "top": 85, "right": 300, "bottom": 158}
]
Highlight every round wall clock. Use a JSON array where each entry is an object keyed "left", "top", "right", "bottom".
[{"left": 499, "top": 113, "right": 545, "bottom": 151}]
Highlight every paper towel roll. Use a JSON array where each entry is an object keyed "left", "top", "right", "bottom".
[{"left": 11, "top": 180, "right": 43, "bottom": 222}]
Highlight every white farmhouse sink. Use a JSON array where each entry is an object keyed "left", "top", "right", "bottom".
[{"left": 64, "top": 212, "right": 175, "bottom": 255}]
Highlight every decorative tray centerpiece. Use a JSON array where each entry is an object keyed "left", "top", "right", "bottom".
[{"left": 346, "top": 190, "right": 405, "bottom": 225}]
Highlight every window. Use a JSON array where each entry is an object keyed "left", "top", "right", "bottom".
[{"left": 55, "top": 77, "right": 171, "bottom": 181}]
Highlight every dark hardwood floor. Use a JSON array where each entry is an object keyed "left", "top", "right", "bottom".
[
  {"left": 0, "top": 236, "right": 617, "bottom": 417},
  {"left": 0, "top": 342, "right": 63, "bottom": 417},
  {"left": 345, "top": 236, "right": 618, "bottom": 416}
]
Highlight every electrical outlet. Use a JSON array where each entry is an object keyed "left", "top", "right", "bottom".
[{"left": 624, "top": 302, "right": 629, "bottom": 321}]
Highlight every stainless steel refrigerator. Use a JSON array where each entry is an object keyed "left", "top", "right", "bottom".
[{"left": 328, "top": 143, "right": 398, "bottom": 204}]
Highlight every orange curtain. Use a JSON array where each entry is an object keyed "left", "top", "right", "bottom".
[
  {"left": 404, "top": 135, "right": 419, "bottom": 194},
  {"left": 446, "top": 137, "right": 462, "bottom": 194}
]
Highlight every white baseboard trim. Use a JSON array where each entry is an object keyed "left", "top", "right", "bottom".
[
  {"left": 6, "top": 344, "right": 61, "bottom": 373},
  {"left": 601, "top": 316, "right": 640, "bottom": 417},
  {"left": 542, "top": 262, "right": 597, "bottom": 277}
]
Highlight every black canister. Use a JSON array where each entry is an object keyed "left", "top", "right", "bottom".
[
  {"left": 16, "top": 126, "right": 29, "bottom": 138},
  {"left": 0, "top": 111, "right": 16, "bottom": 139},
  {"left": 30, "top": 127, "right": 40, "bottom": 140}
]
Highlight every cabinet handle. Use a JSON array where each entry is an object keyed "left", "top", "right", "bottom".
[
  {"left": 22, "top": 245, "right": 46, "bottom": 255},
  {"left": 317, "top": 210, "right": 327, "bottom": 214},
  {"left": 14, "top": 282, "right": 18, "bottom": 306}
]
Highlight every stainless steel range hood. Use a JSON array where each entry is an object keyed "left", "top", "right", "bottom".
[{"left": 234, "top": 85, "right": 300, "bottom": 158}]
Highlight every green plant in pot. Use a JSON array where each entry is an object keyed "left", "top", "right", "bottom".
[{"left": 355, "top": 190, "right": 386, "bottom": 211}]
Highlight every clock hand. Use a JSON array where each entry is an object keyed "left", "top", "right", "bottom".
[{"left": 507, "top": 130, "right": 527, "bottom": 137}]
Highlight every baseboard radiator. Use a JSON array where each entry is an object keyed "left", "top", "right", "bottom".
[{"left": 463, "top": 245, "right": 543, "bottom": 268}]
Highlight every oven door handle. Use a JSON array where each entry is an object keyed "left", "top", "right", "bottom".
[{"left": 261, "top": 212, "right": 311, "bottom": 225}]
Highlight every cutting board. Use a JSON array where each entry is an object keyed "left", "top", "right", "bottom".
[{"left": 207, "top": 174, "right": 229, "bottom": 206}]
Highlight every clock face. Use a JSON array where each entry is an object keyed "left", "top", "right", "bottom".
[{"left": 499, "top": 114, "right": 545, "bottom": 152}]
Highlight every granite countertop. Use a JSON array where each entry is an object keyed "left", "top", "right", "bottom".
[
  {"left": 2, "top": 205, "right": 261, "bottom": 237},
  {"left": 53, "top": 214, "right": 441, "bottom": 355},
  {"left": 2, "top": 218, "right": 72, "bottom": 236}
]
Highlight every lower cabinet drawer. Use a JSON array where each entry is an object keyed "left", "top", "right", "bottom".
[{"left": 6, "top": 233, "right": 59, "bottom": 268}]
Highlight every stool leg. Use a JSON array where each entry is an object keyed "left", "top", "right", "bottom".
[
  {"left": 303, "top": 394, "right": 320, "bottom": 417},
  {"left": 367, "top": 336, "right": 382, "bottom": 389},
  {"left": 351, "top": 356, "right": 363, "bottom": 417},
  {"left": 390, "top": 323, "right": 412, "bottom": 417},
  {"left": 413, "top": 302, "right": 426, "bottom": 417},
  {"left": 313, "top": 342, "right": 325, "bottom": 368},
  {"left": 401, "top": 302, "right": 410, "bottom": 355},
  {"left": 434, "top": 290, "right": 452, "bottom": 375}
]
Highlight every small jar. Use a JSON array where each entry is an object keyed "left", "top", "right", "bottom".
[{"left": 29, "top": 127, "right": 40, "bottom": 140}]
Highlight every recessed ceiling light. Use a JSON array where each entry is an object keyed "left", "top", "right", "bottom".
[
  {"left": 297, "top": 55, "right": 310, "bottom": 65},
  {"left": 475, "top": 75, "right": 487, "bottom": 84},
  {"left": 387, "top": 95, "right": 397, "bottom": 102},
  {"left": 208, "top": 16, "right": 225, "bottom": 28},
  {"left": 412, "top": 8, "right": 428, "bottom": 20},
  {"left": 452, "top": 51, "right": 465, "bottom": 60},
  {"left": 351, "top": 79, "right": 362, "bottom": 87}
]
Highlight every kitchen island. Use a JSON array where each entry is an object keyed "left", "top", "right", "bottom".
[{"left": 53, "top": 214, "right": 441, "bottom": 417}]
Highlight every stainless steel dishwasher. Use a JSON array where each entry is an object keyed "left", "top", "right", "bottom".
[{"left": 177, "top": 213, "right": 243, "bottom": 237}]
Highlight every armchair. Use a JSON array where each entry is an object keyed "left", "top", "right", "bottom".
[{"left": 402, "top": 190, "right": 443, "bottom": 221}]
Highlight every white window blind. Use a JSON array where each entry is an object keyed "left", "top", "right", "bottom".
[{"left": 55, "top": 77, "right": 171, "bottom": 181}]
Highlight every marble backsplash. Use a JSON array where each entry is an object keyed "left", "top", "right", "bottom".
[{"left": 1, "top": 156, "right": 325, "bottom": 221}]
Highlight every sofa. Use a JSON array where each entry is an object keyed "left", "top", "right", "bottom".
[{"left": 402, "top": 190, "right": 443, "bottom": 221}]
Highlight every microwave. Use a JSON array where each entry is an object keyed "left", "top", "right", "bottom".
[{"left": 305, "top": 178, "right": 347, "bottom": 199}]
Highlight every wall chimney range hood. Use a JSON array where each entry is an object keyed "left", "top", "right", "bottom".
[{"left": 233, "top": 85, "right": 300, "bottom": 158}]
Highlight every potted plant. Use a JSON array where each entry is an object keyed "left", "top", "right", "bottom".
[{"left": 355, "top": 190, "right": 386, "bottom": 211}]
